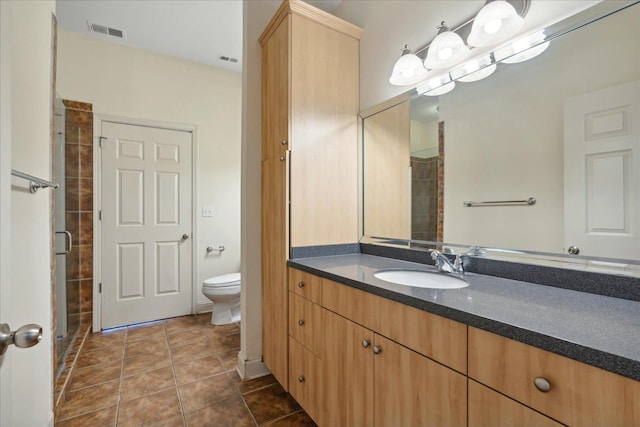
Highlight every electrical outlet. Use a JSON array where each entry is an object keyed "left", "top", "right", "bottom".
[{"left": 202, "top": 207, "right": 214, "bottom": 217}]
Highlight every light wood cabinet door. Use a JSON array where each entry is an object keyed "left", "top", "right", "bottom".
[
  {"left": 289, "top": 337, "right": 322, "bottom": 424},
  {"left": 468, "top": 380, "right": 562, "bottom": 427},
  {"left": 261, "top": 14, "right": 289, "bottom": 161},
  {"left": 373, "top": 334, "right": 467, "bottom": 427},
  {"left": 288, "top": 292, "right": 322, "bottom": 357},
  {"left": 322, "top": 309, "right": 374, "bottom": 427},
  {"left": 288, "top": 267, "right": 322, "bottom": 304},
  {"left": 261, "top": 156, "right": 288, "bottom": 388},
  {"left": 469, "top": 327, "right": 640, "bottom": 426}
]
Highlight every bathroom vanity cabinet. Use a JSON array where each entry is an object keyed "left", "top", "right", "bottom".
[
  {"left": 288, "top": 268, "right": 467, "bottom": 426},
  {"left": 468, "top": 327, "right": 640, "bottom": 426},
  {"left": 288, "top": 265, "right": 640, "bottom": 426},
  {"left": 260, "top": 0, "right": 361, "bottom": 388}
]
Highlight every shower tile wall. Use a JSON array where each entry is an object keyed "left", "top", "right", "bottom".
[
  {"left": 63, "top": 100, "right": 93, "bottom": 330},
  {"left": 411, "top": 156, "right": 439, "bottom": 242}
]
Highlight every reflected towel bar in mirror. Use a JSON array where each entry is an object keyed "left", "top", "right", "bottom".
[
  {"left": 463, "top": 197, "right": 536, "bottom": 207},
  {"left": 11, "top": 169, "right": 59, "bottom": 193}
]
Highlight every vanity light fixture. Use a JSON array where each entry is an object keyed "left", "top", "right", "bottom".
[
  {"left": 389, "top": 45, "right": 430, "bottom": 85},
  {"left": 417, "top": 75, "right": 456, "bottom": 96},
  {"left": 494, "top": 31, "right": 549, "bottom": 63},
  {"left": 467, "top": 0, "right": 524, "bottom": 47},
  {"left": 424, "top": 22, "right": 470, "bottom": 69},
  {"left": 451, "top": 55, "right": 497, "bottom": 82}
]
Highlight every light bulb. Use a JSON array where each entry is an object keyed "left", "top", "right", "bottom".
[
  {"left": 401, "top": 69, "right": 415, "bottom": 78},
  {"left": 438, "top": 47, "right": 453, "bottom": 60},
  {"left": 484, "top": 19, "right": 502, "bottom": 34}
]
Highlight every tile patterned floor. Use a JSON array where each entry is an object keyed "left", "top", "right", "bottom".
[{"left": 55, "top": 313, "right": 316, "bottom": 426}]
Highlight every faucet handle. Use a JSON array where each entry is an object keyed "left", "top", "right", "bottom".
[{"left": 453, "top": 254, "right": 464, "bottom": 273}]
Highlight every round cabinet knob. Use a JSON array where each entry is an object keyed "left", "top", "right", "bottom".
[
  {"left": 534, "top": 377, "right": 551, "bottom": 393},
  {"left": 297, "top": 281, "right": 305, "bottom": 288},
  {"left": 281, "top": 140, "right": 287, "bottom": 146},
  {"left": 361, "top": 339, "right": 370, "bottom": 348},
  {"left": 279, "top": 156, "right": 285, "bottom": 161},
  {"left": 372, "top": 345, "right": 382, "bottom": 355},
  {"left": 298, "top": 319, "right": 305, "bottom": 326},
  {"left": 567, "top": 246, "right": 580, "bottom": 255},
  {"left": 298, "top": 376, "right": 305, "bottom": 383}
]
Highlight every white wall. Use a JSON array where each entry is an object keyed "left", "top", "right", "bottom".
[
  {"left": 1, "top": 1, "right": 56, "bottom": 425},
  {"left": 239, "top": 0, "right": 281, "bottom": 379},
  {"left": 410, "top": 119, "right": 438, "bottom": 158},
  {"left": 56, "top": 30, "right": 242, "bottom": 314}
]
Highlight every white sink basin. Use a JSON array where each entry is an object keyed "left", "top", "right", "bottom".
[{"left": 374, "top": 269, "right": 469, "bottom": 289}]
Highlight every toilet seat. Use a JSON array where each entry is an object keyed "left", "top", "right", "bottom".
[{"left": 203, "top": 272, "right": 241, "bottom": 287}]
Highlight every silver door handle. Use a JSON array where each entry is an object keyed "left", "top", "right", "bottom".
[
  {"left": 0, "top": 323, "right": 43, "bottom": 355},
  {"left": 56, "top": 231, "right": 72, "bottom": 255}
]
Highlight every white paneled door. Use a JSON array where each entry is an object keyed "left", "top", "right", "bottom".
[
  {"left": 564, "top": 80, "right": 640, "bottom": 260},
  {"left": 101, "top": 122, "right": 192, "bottom": 328}
]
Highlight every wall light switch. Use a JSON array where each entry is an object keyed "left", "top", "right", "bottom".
[{"left": 202, "top": 207, "right": 214, "bottom": 217}]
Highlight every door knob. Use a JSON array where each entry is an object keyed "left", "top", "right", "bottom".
[
  {"left": 567, "top": 246, "right": 580, "bottom": 255},
  {"left": 182, "top": 234, "right": 190, "bottom": 240},
  {"left": 0, "top": 323, "right": 43, "bottom": 355}
]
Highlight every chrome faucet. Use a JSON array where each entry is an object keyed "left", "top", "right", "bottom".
[{"left": 429, "top": 249, "right": 464, "bottom": 277}]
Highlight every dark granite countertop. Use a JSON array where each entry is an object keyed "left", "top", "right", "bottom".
[{"left": 288, "top": 253, "right": 640, "bottom": 381}]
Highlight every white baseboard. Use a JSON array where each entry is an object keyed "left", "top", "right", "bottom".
[
  {"left": 236, "top": 353, "right": 270, "bottom": 380},
  {"left": 194, "top": 301, "right": 213, "bottom": 314}
]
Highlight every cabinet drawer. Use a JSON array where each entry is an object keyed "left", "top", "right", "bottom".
[
  {"left": 289, "top": 292, "right": 322, "bottom": 356},
  {"left": 289, "top": 337, "right": 322, "bottom": 425},
  {"left": 469, "top": 380, "right": 562, "bottom": 427},
  {"left": 288, "top": 268, "right": 322, "bottom": 304},
  {"left": 321, "top": 278, "right": 380, "bottom": 331},
  {"left": 376, "top": 297, "right": 467, "bottom": 374},
  {"left": 469, "top": 327, "right": 640, "bottom": 426},
  {"left": 323, "top": 278, "right": 467, "bottom": 373}
]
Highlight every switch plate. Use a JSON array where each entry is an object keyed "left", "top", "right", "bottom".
[{"left": 202, "top": 207, "right": 214, "bottom": 217}]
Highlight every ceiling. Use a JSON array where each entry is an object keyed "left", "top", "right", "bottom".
[{"left": 56, "top": 0, "right": 342, "bottom": 73}]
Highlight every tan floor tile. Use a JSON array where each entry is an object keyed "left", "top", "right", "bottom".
[
  {"left": 229, "top": 372, "right": 277, "bottom": 395},
  {"left": 125, "top": 335, "right": 168, "bottom": 358},
  {"left": 167, "top": 328, "right": 207, "bottom": 348},
  {"left": 117, "top": 388, "right": 182, "bottom": 426},
  {"left": 83, "top": 330, "right": 126, "bottom": 351},
  {"left": 164, "top": 316, "right": 201, "bottom": 334},
  {"left": 185, "top": 395, "right": 254, "bottom": 427},
  {"left": 179, "top": 373, "right": 237, "bottom": 414},
  {"left": 209, "top": 332, "right": 240, "bottom": 353},
  {"left": 68, "top": 360, "right": 122, "bottom": 391},
  {"left": 217, "top": 349, "right": 239, "bottom": 371},
  {"left": 202, "top": 322, "right": 240, "bottom": 336},
  {"left": 243, "top": 383, "right": 301, "bottom": 425},
  {"left": 123, "top": 350, "right": 172, "bottom": 377},
  {"left": 171, "top": 340, "right": 216, "bottom": 364},
  {"left": 263, "top": 410, "right": 317, "bottom": 426},
  {"left": 57, "top": 380, "right": 120, "bottom": 420},
  {"left": 126, "top": 322, "right": 166, "bottom": 343},
  {"left": 195, "top": 312, "right": 212, "bottom": 324},
  {"left": 56, "top": 406, "right": 117, "bottom": 427},
  {"left": 120, "top": 366, "right": 176, "bottom": 402},
  {"left": 174, "top": 354, "right": 225, "bottom": 385},
  {"left": 76, "top": 347, "right": 124, "bottom": 368}
]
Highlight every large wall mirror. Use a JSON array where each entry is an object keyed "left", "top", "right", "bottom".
[{"left": 362, "top": 2, "right": 639, "bottom": 275}]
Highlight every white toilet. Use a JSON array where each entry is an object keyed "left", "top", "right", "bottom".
[{"left": 202, "top": 272, "right": 241, "bottom": 325}]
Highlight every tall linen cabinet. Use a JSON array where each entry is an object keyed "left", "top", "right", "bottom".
[{"left": 260, "top": 0, "right": 362, "bottom": 390}]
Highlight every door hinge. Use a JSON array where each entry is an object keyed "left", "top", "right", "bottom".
[
  {"left": 99, "top": 210, "right": 102, "bottom": 221},
  {"left": 99, "top": 283, "right": 102, "bottom": 293},
  {"left": 99, "top": 136, "right": 107, "bottom": 148}
]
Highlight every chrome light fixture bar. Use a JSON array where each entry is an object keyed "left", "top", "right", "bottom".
[{"left": 389, "top": 0, "right": 530, "bottom": 89}]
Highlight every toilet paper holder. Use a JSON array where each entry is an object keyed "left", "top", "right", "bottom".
[{"left": 206, "top": 245, "right": 225, "bottom": 254}]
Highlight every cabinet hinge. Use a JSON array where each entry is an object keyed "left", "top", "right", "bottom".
[
  {"left": 99, "top": 283, "right": 102, "bottom": 293},
  {"left": 99, "top": 210, "right": 102, "bottom": 221}
]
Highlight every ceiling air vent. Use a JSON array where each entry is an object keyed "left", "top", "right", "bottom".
[
  {"left": 218, "top": 55, "right": 239, "bottom": 64},
  {"left": 87, "top": 21, "right": 126, "bottom": 39}
]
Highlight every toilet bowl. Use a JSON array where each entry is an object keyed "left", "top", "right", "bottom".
[{"left": 202, "top": 272, "right": 241, "bottom": 325}]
